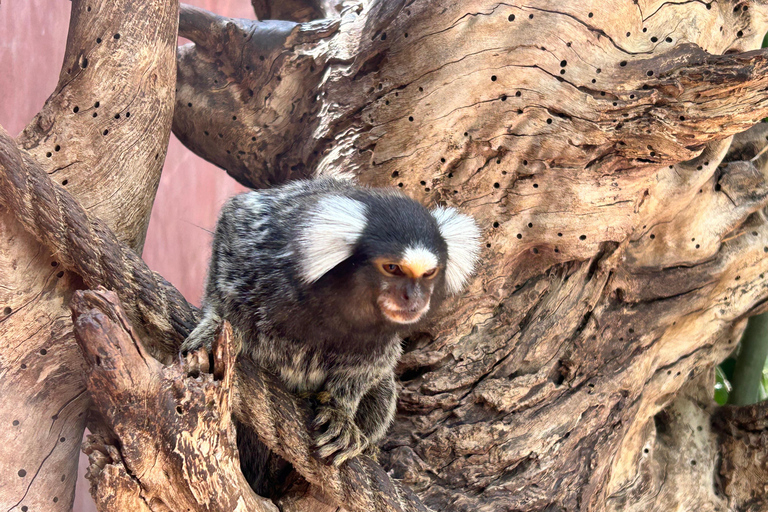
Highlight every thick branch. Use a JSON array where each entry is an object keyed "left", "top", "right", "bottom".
[
  {"left": 173, "top": 4, "right": 340, "bottom": 188},
  {"left": 0, "top": 125, "right": 198, "bottom": 357},
  {"left": 713, "top": 401, "right": 768, "bottom": 510},
  {"left": 71, "top": 289, "right": 277, "bottom": 512},
  {"left": 0, "top": 0, "right": 180, "bottom": 510}
]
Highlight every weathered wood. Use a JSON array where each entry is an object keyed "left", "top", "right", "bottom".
[
  {"left": 3, "top": 0, "right": 768, "bottom": 510},
  {"left": 713, "top": 401, "right": 768, "bottom": 511},
  {"left": 0, "top": 0, "right": 179, "bottom": 510},
  {"left": 172, "top": 1, "right": 768, "bottom": 510},
  {"left": 72, "top": 289, "right": 277, "bottom": 512},
  {"left": 0, "top": 126, "right": 199, "bottom": 355},
  {"left": 173, "top": 4, "right": 340, "bottom": 188}
]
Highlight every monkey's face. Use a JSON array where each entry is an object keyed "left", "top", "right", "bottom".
[{"left": 373, "top": 247, "right": 441, "bottom": 325}]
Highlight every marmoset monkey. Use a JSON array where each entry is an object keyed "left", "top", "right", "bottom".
[{"left": 182, "top": 177, "right": 480, "bottom": 491}]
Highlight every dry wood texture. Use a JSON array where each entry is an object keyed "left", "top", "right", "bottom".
[
  {"left": 72, "top": 289, "right": 277, "bottom": 512},
  {"left": 172, "top": 0, "right": 768, "bottom": 510},
  {"left": 0, "top": 0, "right": 178, "bottom": 510},
  {"left": 3, "top": 0, "right": 768, "bottom": 511}
]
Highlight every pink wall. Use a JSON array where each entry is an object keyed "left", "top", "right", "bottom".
[{"left": 1, "top": 1, "right": 256, "bottom": 510}]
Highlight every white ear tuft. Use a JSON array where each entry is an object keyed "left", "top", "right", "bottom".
[
  {"left": 431, "top": 207, "right": 481, "bottom": 294},
  {"left": 299, "top": 196, "right": 368, "bottom": 283}
]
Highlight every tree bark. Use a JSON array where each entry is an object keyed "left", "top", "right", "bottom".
[
  {"left": 0, "top": 0, "right": 178, "bottom": 510},
  {"left": 2, "top": 0, "right": 768, "bottom": 511},
  {"left": 72, "top": 289, "right": 277, "bottom": 512}
]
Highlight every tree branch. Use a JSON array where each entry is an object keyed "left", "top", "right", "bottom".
[
  {"left": 174, "top": 4, "right": 340, "bottom": 188},
  {"left": 71, "top": 289, "right": 277, "bottom": 512},
  {"left": 713, "top": 401, "right": 768, "bottom": 510},
  {"left": 0, "top": 125, "right": 198, "bottom": 357}
]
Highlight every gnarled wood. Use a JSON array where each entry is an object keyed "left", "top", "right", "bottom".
[
  {"left": 0, "top": 0, "right": 178, "bottom": 510},
  {"left": 173, "top": 1, "right": 768, "bottom": 510},
  {"left": 3, "top": 0, "right": 768, "bottom": 511},
  {"left": 72, "top": 289, "right": 277, "bottom": 512},
  {"left": 713, "top": 401, "right": 768, "bottom": 510}
]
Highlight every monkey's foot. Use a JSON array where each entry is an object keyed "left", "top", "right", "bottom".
[{"left": 312, "top": 405, "right": 369, "bottom": 466}]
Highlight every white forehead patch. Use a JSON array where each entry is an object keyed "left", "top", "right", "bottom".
[
  {"left": 299, "top": 196, "right": 368, "bottom": 283},
  {"left": 402, "top": 245, "right": 439, "bottom": 276},
  {"left": 431, "top": 207, "right": 481, "bottom": 294}
]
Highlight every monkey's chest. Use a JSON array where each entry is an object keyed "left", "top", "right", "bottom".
[{"left": 277, "top": 349, "right": 327, "bottom": 394}]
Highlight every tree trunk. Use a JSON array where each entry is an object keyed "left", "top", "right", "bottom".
[{"left": 2, "top": 0, "right": 768, "bottom": 511}]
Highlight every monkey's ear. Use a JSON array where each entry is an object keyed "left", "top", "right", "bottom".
[
  {"left": 431, "top": 207, "right": 481, "bottom": 294},
  {"left": 298, "top": 196, "right": 368, "bottom": 283}
]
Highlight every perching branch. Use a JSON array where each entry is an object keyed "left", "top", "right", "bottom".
[
  {"left": 72, "top": 289, "right": 277, "bottom": 512},
  {"left": 0, "top": 125, "right": 198, "bottom": 357},
  {"left": 72, "top": 289, "right": 431, "bottom": 512}
]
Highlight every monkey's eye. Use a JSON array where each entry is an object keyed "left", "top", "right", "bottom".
[
  {"left": 382, "top": 263, "right": 405, "bottom": 276},
  {"left": 422, "top": 267, "right": 438, "bottom": 278}
]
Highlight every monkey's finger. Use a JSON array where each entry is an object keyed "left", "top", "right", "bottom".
[
  {"left": 316, "top": 439, "right": 344, "bottom": 460},
  {"left": 311, "top": 408, "right": 335, "bottom": 430},
  {"left": 331, "top": 431, "right": 368, "bottom": 466},
  {"left": 315, "top": 418, "right": 348, "bottom": 447},
  {"left": 317, "top": 428, "right": 355, "bottom": 460}
]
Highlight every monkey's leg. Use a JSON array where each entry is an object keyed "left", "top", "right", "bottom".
[
  {"left": 180, "top": 309, "right": 221, "bottom": 353},
  {"left": 312, "top": 374, "right": 370, "bottom": 466},
  {"left": 354, "top": 373, "right": 397, "bottom": 446}
]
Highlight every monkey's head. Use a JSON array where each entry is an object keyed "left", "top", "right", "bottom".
[{"left": 295, "top": 188, "right": 480, "bottom": 333}]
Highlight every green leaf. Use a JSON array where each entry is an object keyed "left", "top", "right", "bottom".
[{"left": 714, "top": 366, "right": 731, "bottom": 405}]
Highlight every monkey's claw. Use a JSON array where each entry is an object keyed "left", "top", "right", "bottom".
[{"left": 312, "top": 405, "right": 369, "bottom": 466}]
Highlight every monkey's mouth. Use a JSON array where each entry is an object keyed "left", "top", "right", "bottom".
[{"left": 379, "top": 301, "right": 430, "bottom": 324}]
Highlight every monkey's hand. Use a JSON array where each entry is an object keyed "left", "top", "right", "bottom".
[
  {"left": 181, "top": 309, "right": 222, "bottom": 353},
  {"left": 312, "top": 403, "right": 369, "bottom": 466}
]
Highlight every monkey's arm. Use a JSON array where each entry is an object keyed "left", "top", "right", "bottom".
[{"left": 354, "top": 373, "right": 397, "bottom": 445}]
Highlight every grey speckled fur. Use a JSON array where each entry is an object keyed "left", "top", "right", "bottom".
[{"left": 182, "top": 177, "right": 480, "bottom": 493}]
